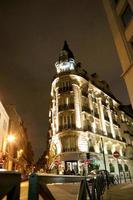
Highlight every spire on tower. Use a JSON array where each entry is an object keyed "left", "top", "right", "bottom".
[
  {"left": 59, "top": 41, "right": 74, "bottom": 62},
  {"left": 55, "top": 41, "right": 75, "bottom": 73}
]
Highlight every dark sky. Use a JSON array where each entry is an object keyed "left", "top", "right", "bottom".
[{"left": 0, "top": 0, "right": 130, "bottom": 160}]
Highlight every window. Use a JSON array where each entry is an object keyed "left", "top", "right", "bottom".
[
  {"left": 59, "top": 114, "right": 75, "bottom": 131},
  {"left": 124, "top": 164, "right": 129, "bottom": 172},
  {"left": 118, "top": 164, "right": 123, "bottom": 172},
  {"left": 106, "top": 124, "right": 111, "bottom": 133},
  {"left": 109, "top": 163, "right": 115, "bottom": 172},
  {"left": 121, "top": 4, "right": 133, "bottom": 27},
  {"left": 3, "top": 120, "right": 7, "bottom": 130}
]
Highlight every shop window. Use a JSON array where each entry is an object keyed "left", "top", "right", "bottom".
[
  {"left": 118, "top": 164, "right": 123, "bottom": 172},
  {"left": 124, "top": 164, "right": 129, "bottom": 172},
  {"left": 109, "top": 163, "right": 115, "bottom": 172}
]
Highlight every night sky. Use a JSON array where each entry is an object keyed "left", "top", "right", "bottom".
[{"left": 0, "top": 0, "right": 130, "bottom": 160}]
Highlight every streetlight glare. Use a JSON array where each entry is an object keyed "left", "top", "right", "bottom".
[{"left": 7, "top": 135, "right": 16, "bottom": 143}]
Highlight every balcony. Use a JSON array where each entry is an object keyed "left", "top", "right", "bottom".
[
  {"left": 96, "top": 129, "right": 105, "bottom": 136},
  {"left": 58, "top": 86, "right": 73, "bottom": 93},
  {"left": 58, "top": 103, "right": 74, "bottom": 112},
  {"left": 83, "top": 125, "right": 93, "bottom": 132},
  {"left": 58, "top": 123, "right": 76, "bottom": 131},
  {"left": 82, "top": 106, "right": 92, "bottom": 114}
]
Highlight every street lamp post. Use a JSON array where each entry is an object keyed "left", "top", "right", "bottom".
[{"left": 101, "top": 137, "right": 109, "bottom": 188}]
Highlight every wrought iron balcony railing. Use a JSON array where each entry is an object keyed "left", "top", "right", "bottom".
[
  {"left": 58, "top": 123, "right": 76, "bottom": 131},
  {"left": 58, "top": 103, "right": 74, "bottom": 112},
  {"left": 58, "top": 86, "right": 73, "bottom": 93}
]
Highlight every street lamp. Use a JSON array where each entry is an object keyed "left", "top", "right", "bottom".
[
  {"left": 7, "top": 134, "right": 16, "bottom": 170},
  {"left": 7, "top": 135, "right": 16, "bottom": 143}
]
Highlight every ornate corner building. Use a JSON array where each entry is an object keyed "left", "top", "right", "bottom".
[{"left": 48, "top": 41, "right": 133, "bottom": 177}]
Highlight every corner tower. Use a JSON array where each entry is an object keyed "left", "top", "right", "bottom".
[{"left": 48, "top": 41, "right": 90, "bottom": 174}]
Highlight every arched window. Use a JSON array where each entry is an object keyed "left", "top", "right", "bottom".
[
  {"left": 124, "top": 164, "right": 129, "bottom": 172},
  {"left": 109, "top": 163, "right": 115, "bottom": 172},
  {"left": 118, "top": 164, "right": 123, "bottom": 172}
]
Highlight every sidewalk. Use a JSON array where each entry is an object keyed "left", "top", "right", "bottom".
[{"left": 103, "top": 183, "right": 133, "bottom": 200}]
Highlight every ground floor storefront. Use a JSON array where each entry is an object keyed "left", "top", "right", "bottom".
[{"left": 50, "top": 152, "right": 133, "bottom": 179}]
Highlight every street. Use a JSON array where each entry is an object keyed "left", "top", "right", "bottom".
[
  {"left": 20, "top": 181, "right": 80, "bottom": 200},
  {"left": 20, "top": 181, "right": 133, "bottom": 200}
]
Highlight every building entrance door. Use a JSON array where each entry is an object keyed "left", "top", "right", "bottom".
[{"left": 65, "top": 161, "right": 78, "bottom": 174}]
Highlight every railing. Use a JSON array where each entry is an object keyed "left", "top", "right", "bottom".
[
  {"left": 58, "top": 123, "right": 76, "bottom": 131},
  {"left": 96, "top": 129, "right": 105, "bottom": 136},
  {"left": 58, "top": 86, "right": 73, "bottom": 93},
  {"left": 83, "top": 125, "right": 93, "bottom": 132},
  {"left": 28, "top": 173, "right": 107, "bottom": 200},
  {"left": 58, "top": 103, "right": 74, "bottom": 111},
  {"left": 0, "top": 170, "right": 21, "bottom": 200}
]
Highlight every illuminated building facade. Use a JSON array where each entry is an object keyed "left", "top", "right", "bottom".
[
  {"left": 5, "top": 105, "right": 34, "bottom": 171},
  {"left": 48, "top": 41, "right": 133, "bottom": 177},
  {"left": 102, "top": 0, "right": 133, "bottom": 108},
  {"left": 0, "top": 101, "right": 9, "bottom": 156}
]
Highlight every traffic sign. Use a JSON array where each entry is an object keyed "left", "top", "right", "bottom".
[
  {"left": 84, "top": 159, "right": 91, "bottom": 165},
  {"left": 113, "top": 151, "right": 120, "bottom": 158}
]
